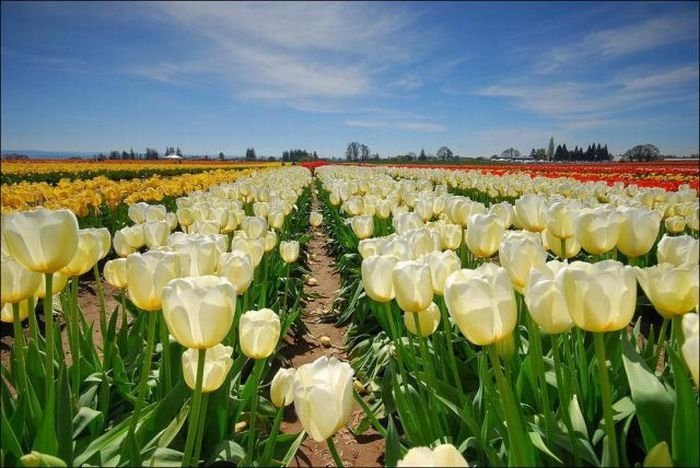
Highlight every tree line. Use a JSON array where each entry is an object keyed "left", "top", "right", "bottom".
[{"left": 282, "top": 149, "right": 318, "bottom": 162}]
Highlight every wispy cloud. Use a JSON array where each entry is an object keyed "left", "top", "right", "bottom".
[{"left": 344, "top": 118, "right": 445, "bottom": 132}]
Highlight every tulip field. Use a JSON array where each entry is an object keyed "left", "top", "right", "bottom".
[{"left": 1, "top": 160, "right": 698, "bottom": 467}]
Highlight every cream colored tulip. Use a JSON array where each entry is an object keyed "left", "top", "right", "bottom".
[
  {"left": 404, "top": 302, "right": 441, "bottom": 337},
  {"left": 524, "top": 261, "right": 573, "bottom": 334},
  {"left": 60, "top": 229, "right": 102, "bottom": 277},
  {"left": 375, "top": 200, "right": 391, "bottom": 219},
  {"left": 616, "top": 207, "right": 662, "bottom": 258},
  {"left": 242, "top": 216, "right": 267, "bottom": 239},
  {"left": 665, "top": 215, "right": 687, "bottom": 234},
  {"left": 143, "top": 221, "right": 170, "bottom": 249},
  {"left": 424, "top": 249, "right": 461, "bottom": 295},
  {"left": 83, "top": 227, "right": 111, "bottom": 260},
  {"left": 280, "top": 240, "right": 300, "bottom": 264},
  {"left": 177, "top": 207, "right": 194, "bottom": 230},
  {"left": 545, "top": 200, "right": 579, "bottom": 240},
  {"left": 3, "top": 208, "right": 79, "bottom": 273},
  {"left": 393, "top": 212, "right": 423, "bottom": 236},
  {"left": 408, "top": 228, "right": 437, "bottom": 257},
  {"left": 542, "top": 228, "right": 582, "bottom": 259},
  {"left": 499, "top": 231, "right": 547, "bottom": 293},
  {"left": 218, "top": 250, "right": 254, "bottom": 295},
  {"left": 350, "top": 215, "right": 374, "bottom": 240},
  {"left": 126, "top": 250, "right": 181, "bottom": 311},
  {"left": 171, "top": 237, "right": 220, "bottom": 277},
  {"left": 1, "top": 256, "right": 42, "bottom": 304},
  {"left": 191, "top": 220, "right": 220, "bottom": 235},
  {"left": 444, "top": 263, "right": 517, "bottom": 346},
  {"left": 381, "top": 236, "right": 413, "bottom": 260},
  {"left": 635, "top": 264, "right": 699, "bottom": 318},
  {"left": 414, "top": 198, "right": 434, "bottom": 222},
  {"left": 113, "top": 230, "right": 136, "bottom": 257},
  {"left": 121, "top": 224, "right": 145, "bottom": 249},
  {"left": 231, "top": 237, "right": 265, "bottom": 267},
  {"left": 393, "top": 260, "right": 433, "bottom": 313},
  {"left": 271, "top": 368, "right": 296, "bottom": 408},
  {"left": 557, "top": 260, "right": 636, "bottom": 332},
  {"left": 466, "top": 213, "right": 505, "bottom": 258},
  {"left": 361, "top": 255, "right": 399, "bottom": 303},
  {"left": 574, "top": 206, "right": 622, "bottom": 255},
  {"left": 162, "top": 275, "right": 235, "bottom": 348},
  {"left": 656, "top": 234, "right": 699, "bottom": 267},
  {"left": 293, "top": 356, "right": 354, "bottom": 442},
  {"left": 397, "top": 444, "right": 468, "bottom": 467},
  {"left": 128, "top": 202, "right": 149, "bottom": 224},
  {"left": 264, "top": 230, "right": 278, "bottom": 252},
  {"left": 165, "top": 212, "right": 178, "bottom": 231},
  {"left": 103, "top": 258, "right": 127, "bottom": 289},
  {"left": 489, "top": 201, "right": 514, "bottom": 230},
  {"left": 239, "top": 308, "right": 281, "bottom": 359},
  {"left": 1, "top": 299, "right": 34, "bottom": 323},
  {"left": 253, "top": 202, "right": 270, "bottom": 218},
  {"left": 681, "top": 313, "right": 699, "bottom": 387},
  {"left": 145, "top": 204, "right": 167, "bottom": 222},
  {"left": 514, "top": 194, "right": 547, "bottom": 232},
  {"left": 182, "top": 343, "right": 233, "bottom": 392},
  {"left": 358, "top": 239, "right": 380, "bottom": 259},
  {"left": 268, "top": 210, "right": 285, "bottom": 231},
  {"left": 35, "top": 271, "right": 68, "bottom": 298},
  {"left": 441, "top": 223, "right": 462, "bottom": 250},
  {"left": 309, "top": 212, "right": 323, "bottom": 227}
]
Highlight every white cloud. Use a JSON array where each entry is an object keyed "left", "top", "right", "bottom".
[
  {"left": 395, "top": 122, "right": 445, "bottom": 132},
  {"left": 344, "top": 120, "right": 386, "bottom": 128},
  {"left": 620, "top": 65, "right": 699, "bottom": 90}
]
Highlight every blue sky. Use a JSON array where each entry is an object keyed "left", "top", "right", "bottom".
[{"left": 2, "top": 1, "right": 698, "bottom": 157}]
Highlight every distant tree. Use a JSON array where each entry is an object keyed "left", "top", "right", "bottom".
[
  {"left": 267, "top": 156, "right": 276, "bottom": 161},
  {"left": 345, "top": 142, "right": 361, "bottom": 161},
  {"left": 535, "top": 148, "right": 547, "bottom": 160},
  {"left": 436, "top": 146, "right": 454, "bottom": 161},
  {"left": 360, "top": 144, "right": 370, "bottom": 161},
  {"left": 554, "top": 144, "right": 563, "bottom": 161},
  {"left": 530, "top": 148, "right": 537, "bottom": 159},
  {"left": 500, "top": 147, "right": 521, "bottom": 159},
  {"left": 547, "top": 137, "right": 555, "bottom": 161},
  {"left": 419, "top": 148, "right": 427, "bottom": 160},
  {"left": 219, "top": 152, "right": 225, "bottom": 161},
  {"left": 145, "top": 147, "right": 159, "bottom": 159},
  {"left": 407, "top": 152, "right": 417, "bottom": 161},
  {"left": 129, "top": 147, "right": 136, "bottom": 160},
  {"left": 245, "top": 148, "right": 257, "bottom": 160},
  {"left": 121, "top": 150, "right": 129, "bottom": 160},
  {"left": 176, "top": 147, "right": 183, "bottom": 157},
  {"left": 109, "top": 150, "right": 120, "bottom": 160},
  {"left": 313, "top": 151, "right": 318, "bottom": 160},
  {"left": 624, "top": 144, "right": 660, "bottom": 162}
]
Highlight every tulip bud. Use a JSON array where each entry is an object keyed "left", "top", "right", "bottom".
[
  {"left": 143, "top": 220, "right": 170, "bottom": 249},
  {"left": 1, "top": 256, "right": 42, "bottom": 304},
  {"left": 1, "top": 299, "right": 34, "bottom": 323},
  {"left": 441, "top": 223, "right": 462, "bottom": 250},
  {"left": 444, "top": 263, "right": 517, "bottom": 346},
  {"left": 392, "top": 260, "right": 433, "bottom": 313},
  {"left": 361, "top": 255, "right": 399, "bottom": 303},
  {"left": 126, "top": 250, "right": 181, "bottom": 311},
  {"left": 309, "top": 212, "right": 323, "bottom": 227},
  {"left": 121, "top": 224, "right": 146, "bottom": 249},
  {"left": 574, "top": 206, "right": 622, "bottom": 255},
  {"left": 103, "top": 258, "right": 127, "bottom": 289},
  {"left": 424, "top": 250, "right": 461, "bottom": 295},
  {"left": 162, "top": 275, "right": 235, "bottom": 348},
  {"left": 350, "top": 215, "right": 374, "bottom": 240},
  {"left": 358, "top": 238, "right": 380, "bottom": 259},
  {"left": 404, "top": 302, "right": 441, "bottom": 337},
  {"left": 466, "top": 213, "right": 505, "bottom": 258},
  {"left": 242, "top": 216, "right": 268, "bottom": 239},
  {"left": 499, "top": 231, "right": 547, "bottom": 293},
  {"left": 634, "top": 264, "right": 699, "bottom": 319},
  {"left": 239, "top": 308, "right": 281, "bottom": 359},
  {"left": 112, "top": 230, "right": 136, "bottom": 257},
  {"left": 34, "top": 271, "right": 68, "bottom": 298},
  {"left": 182, "top": 344, "right": 233, "bottom": 392},
  {"left": 541, "top": 228, "right": 581, "bottom": 259},
  {"left": 375, "top": 200, "right": 391, "bottom": 219},
  {"left": 280, "top": 240, "right": 300, "bottom": 264},
  {"left": 83, "top": 227, "right": 111, "bottom": 260},
  {"left": 514, "top": 194, "right": 547, "bottom": 232},
  {"left": 19, "top": 451, "right": 68, "bottom": 467},
  {"left": 165, "top": 212, "right": 178, "bottom": 231},
  {"left": 268, "top": 210, "right": 285, "bottom": 231},
  {"left": 128, "top": 202, "right": 149, "bottom": 224},
  {"left": 145, "top": 204, "right": 167, "bottom": 222},
  {"left": 397, "top": 444, "right": 468, "bottom": 467},
  {"left": 270, "top": 368, "right": 296, "bottom": 407},
  {"left": 681, "top": 313, "right": 699, "bottom": 387},
  {"left": 616, "top": 207, "right": 662, "bottom": 258},
  {"left": 414, "top": 198, "right": 434, "bottom": 222},
  {"left": 3, "top": 208, "right": 79, "bottom": 273},
  {"left": 293, "top": 356, "right": 354, "bottom": 442},
  {"left": 656, "top": 234, "right": 699, "bottom": 267},
  {"left": 218, "top": 250, "right": 254, "bottom": 295},
  {"left": 524, "top": 261, "right": 573, "bottom": 334},
  {"left": 545, "top": 200, "right": 578, "bottom": 240},
  {"left": 557, "top": 260, "right": 636, "bottom": 332},
  {"left": 489, "top": 201, "right": 514, "bottom": 229},
  {"left": 60, "top": 229, "right": 102, "bottom": 277}
]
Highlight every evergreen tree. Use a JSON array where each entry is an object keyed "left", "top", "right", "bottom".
[
  {"left": 547, "top": 137, "right": 555, "bottom": 161},
  {"left": 176, "top": 147, "right": 183, "bottom": 156},
  {"left": 419, "top": 148, "right": 427, "bottom": 160},
  {"left": 245, "top": 148, "right": 257, "bottom": 160}
]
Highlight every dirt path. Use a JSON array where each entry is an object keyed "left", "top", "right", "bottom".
[{"left": 280, "top": 190, "right": 385, "bottom": 468}]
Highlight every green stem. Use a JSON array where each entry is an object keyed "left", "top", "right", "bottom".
[
  {"left": 671, "top": 316, "right": 684, "bottom": 349},
  {"left": 488, "top": 345, "right": 533, "bottom": 466},
  {"left": 593, "top": 332, "right": 619, "bottom": 467},
  {"left": 261, "top": 405, "right": 285, "bottom": 465},
  {"left": 552, "top": 334, "right": 580, "bottom": 466},
  {"left": 413, "top": 311, "right": 447, "bottom": 438},
  {"left": 245, "top": 359, "right": 265, "bottom": 465},
  {"left": 182, "top": 348, "right": 206, "bottom": 468},
  {"left": 191, "top": 393, "right": 209, "bottom": 467},
  {"left": 352, "top": 390, "right": 387, "bottom": 438},
  {"left": 70, "top": 277, "right": 81, "bottom": 400},
  {"left": 282, "top": 263, "right": 291, "bottom": 318},
  {"left": 652, "top": 318, "right": 669, "bottom": 372},
  {"left": 437, "top": 296, "right": 463, "bottom": 393},
  {"left": 127, "top": 311, "right": 158, "bottom": 464},
  {"left": 526, "top": 315, "right": 555, "bottom": 445},
  {"left": 159, "top": 313, "right": 172, "bottom": 395},
  {"left": 43, "top": 273, "right": 55, "bottom": 411},
  {"left": 119, "top": 290, "right": 128, "bottom": 332},
  {"left": 27, "top": 296, "right": 39, "bottom": 344},
  {"left": 326, "top": 436, "right": 344, "bottom": 468},
  {"left": 12, "top": 303, "right": 28, "bottom": 401},
  {"left": 93, "top": 264, "right": 107, "bottom": 353}
]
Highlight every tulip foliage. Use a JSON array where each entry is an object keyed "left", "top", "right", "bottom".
[{"left": 315, "top": 164, "right": 698, "bottom": 467}]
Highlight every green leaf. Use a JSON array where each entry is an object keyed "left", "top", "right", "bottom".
[
  {"left": 1, "top": 404, "right": 23, "bottom": 464},
  {"left": 669, "top": 346, "right": 699, "bottom": 467},
  {"left": 205, "top": 439, "right": 245, "bottom": 464},
  {"left": 569, "top": 394, "right": 588, "bottom": 439},
  {"left": 56, "top": 365, "right": 74, "bottom": 465},
  {"left": 143, "top": 447, "right": 183, "bottom": 467},
  {"left": 19, "top": 450, "right": 68, "bottom": 467},
  {"left": 73, "top": 407, "right": 104, "bottom": 440},
  {"left": 643, "top": 441, "right": 673, "bottom": 467},
  {"left": 385, "top": 416, "right": 402, "bottom": 468},
  {"left": 529, "top": 430, "right": 562, "bottom": 463},
  {"left": 280, "top": 431, "right": 306, "bottom": 467},
  {"left": 621, "top": 338, "right": 673, "bottom": 450}
]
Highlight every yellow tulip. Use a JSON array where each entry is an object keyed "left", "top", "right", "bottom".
[
  {"left": 350, "top": 215, "right": 374, "bottom": 240},
  {"left": 681, "top": 313, "right": 698, "bottom": 387},
  {"left": 239, "top": 308, "right": 281, "bottom": 359},
  {"left": 1, "top": 299, "right": 34, "bottom": 323},
  {"left": 60, "top": 229, "right": 102, "bottom": 277},
  {"left": 574, "top": 206, "right": 622, "bottom": 255},
  {"left": 397, "top": 444, "right": 468, "bottom": 467},
  {"left": 361, "top": 255, "right": 399, "bottom": 303},
  {"left": 103, "top": 258, "right": 127, "bottom": 289},
  {"left": 3, "top": 207, "right": 79, "bottom": 273},
  {"left": 616, "top": 206, "right": 662, "bottom": 258},
  {"left": 656, "top": 234, "right": 699, "bottom": 267},
  {"left": 557, "top": 260, "right": 636, "bottom": 332},
  {"left": 466, "top": 213, "right": 505, "bottom": 258},
  {"left": 444, "top": 263, "right": 517, "bottom": 346},
  {"left": 34, "top": 271, "right": 68, "bottom": 298},
  {"left": 634, "top": 264, "right": 699, "bottom": 318},
  {"left": 162, "top": 275, "right": 235, "bottom": 348},
  {"left": 182, "top": 343, "right": 233, "bottom": 393},
  {"left": 292, "top": 356, "right": 354, "bottom": 442},
  {"left": 392, "top": 260, "right": 433, "bottom": 313},
  {"left": 514, "top": 194, "right": 547, "bottom": 232},
  {"left": 424, "top": 249, "right": 461, "bottom": 295},
  {"left": 1, "top": 256, "right": 41, "bottom": 304},
  {"left": 498, "top": 231, "right": 547, "bottom": 293},
  {"left": 143, "top": 220, "right": 170, "bottom": 249},
  {"left": 404, "top": 302, "right": 441, "bottom": 337},
  {"left": 524, "top": 261, "right": 573, "bottom": 334},
  {"left": 270, "top": 367, "right": 296, "bottom": 408},
  {"left": 309, "top": 212, "right": 323, "bottom": 227},
  {"left": 218, "top": 250, "right": 254, "bottom": 295},
  {"left": 280, "top": 240, "right": 300, "bottom": 264},
  {"left": 126, "top": 250, "right": 181, "bottom": 311}
]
